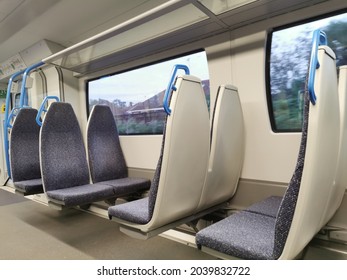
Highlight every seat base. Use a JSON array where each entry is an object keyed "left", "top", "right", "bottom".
[
  {"left": 112, "top": 202, "right": 227, "bottom": 240},
  {"left": 244, "top": 195, "right": 282, "bottom": 218},
  {"left": 46, "top": 183, "right": 115, "bottom": 208},
  {"left": 196, "top": 211, "right": 276, "bottom": 260},
  {"left": 99, "top": 177, "right": 150, "bottom": 196},
  {"left": 14, "top": 178, "right": 43, "bottom": 196}
]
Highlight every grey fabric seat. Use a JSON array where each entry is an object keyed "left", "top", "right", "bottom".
[
  {"left": 108, "top": 155, "right": 162, "bottom": 225},
  {"left": 196, "top": 211, "right": 276, "bottom": 260},
  {"left": 13, "top": 178, "right": 43, "bottom": 196},
  {"left": 46, "top": 183, "right": 118, "bottom": 207},
  {"left": 196, "top": 197, "right": 281, "bottom": 259},
  {"left": 40, "top": 102, "right": 115, "bottom": 208},
  {"left": 109, "top": 197, "right": 150, "bottom": 224},
  {"left": 108, "top": 75, "right": 211, "bottom": 238},
  {"left": 87, "top": 105, "right": 150, "bottom": 196},
  {"left": 196, "top": 44, "right": 341, "bottom": 260},
  {"left": 9, "top": 108, "right": 43, "bottom": 195}
]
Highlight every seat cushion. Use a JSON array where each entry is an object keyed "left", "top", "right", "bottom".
[
  {"left": 14, "top": 178, "right": 43, "bottom": 195},
  {"left": 196, "top": 211, "right": 276, "bottom": 260},
  {"left": 99, "top": 177, "right": 150, "bottom": 196},
  {"left": 244, "top": 196, "right": 282, "bottom": 218},
  {"left": 108, "top": 197, "right": 150, "bottom": 224},
  {"left": 46, "top": 183, "right": 115, "bottom": 207}
]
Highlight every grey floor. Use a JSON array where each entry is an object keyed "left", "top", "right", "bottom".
[{"left": 0, "top": 189, "right": 215, "bottom": 260}]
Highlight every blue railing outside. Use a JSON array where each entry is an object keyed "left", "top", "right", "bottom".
[{"left": 163, "top": 64, "right": 190, "bottom": 115}]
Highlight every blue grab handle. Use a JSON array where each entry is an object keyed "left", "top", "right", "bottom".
[
  {"left": 3, "top": 69, "right": 25, "bottom": 178},
  {"left": 6, "top": 107, "right": 21, "bottom": 129},
  {"left": 36, "top": 96, "right": 60, "bottom": 126},
  {"left": 308, "top": 29, "right": 327, "bottom": 105},
  {"left": 163, "top": 64, "right": 190, "bottom": 115},
  {"left": 20, "top": 61, "right": 45, "bottom": 107}
]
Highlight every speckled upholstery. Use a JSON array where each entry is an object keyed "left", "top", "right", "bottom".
[
  {"left": 46, "top": 183, "right": 116, "bottom": 207},
  {"left": 87, "top": 105, "right": 150, "bottom": 195},
  {"left": 10, "top": 108, "right": 43, "bottom": 195},
  {"left": 244, "top": 196, "right": 282, "bottom": 218},
  {"left": 108, "top": 129, "right": 165, "bottom": 224},
  {"left": 40, "top": 102, "right": 115, "bottom": 207},
  {"left": 13, "top": 178, "right": 43, "bottom": 196},
  {"left": 108, "top": 197, "right": 150, "bottom": 224},
  {"left": 87, "top": 105, "right": 128, "bottom": 182},
  {"left": 196, "top": 211, "right": 276, "bottom": 259},
  {"left": 97, "top": 177, "right": 150, "bottom": 196}
]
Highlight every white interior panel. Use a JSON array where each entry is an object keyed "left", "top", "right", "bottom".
[
  {"left": 119, "top": 135, "right": 162, "bottom": 170},
  {"left": 229, "top": 31, "right": 301, "bottom": 182}
]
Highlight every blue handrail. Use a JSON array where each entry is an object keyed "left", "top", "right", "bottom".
[
  {"left": 308, "top": 29, "right": 328, "bottom": 105},
  {"left": 163, "top": 64, "right": 190, "bottom": 115},
  {"left": 19, "top": 61, "right": 45, "bottom": 107},
  {"left": 3, "top": 70, "right": 25, "bottom": 178},
  {"left": 6, "top": 107, "right": 21, "bottom": 129},
  {"left": 36, "top": 96, "right": 60, "bottom": 126}
]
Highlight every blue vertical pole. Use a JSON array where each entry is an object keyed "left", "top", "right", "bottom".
[
  {"left": 4, "top": 70, "right": 25, "bottom": 178},
  {"left": 19, "top": 61, "right": 45, "bottom": 107}
]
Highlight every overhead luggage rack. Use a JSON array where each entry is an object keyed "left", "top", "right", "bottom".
[
  {"left": 42, "top": 1, "right": 209, "bottom": 75},
  {"left": 42, "top": 0, "right": 327, "bottom": 76}
]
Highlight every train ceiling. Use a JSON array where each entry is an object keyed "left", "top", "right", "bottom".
[{"left": 0, "top": 0, "right": 342, "bottom": 75}]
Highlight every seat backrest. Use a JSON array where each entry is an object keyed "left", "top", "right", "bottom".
[
  {"left": 196, "top": 84, "right": 244, "bottom": 212},
  {"left": 145, "top": 75, "right": 210, "bottom": 231},
  {"left": 10, "top": 108, "right": 41, "bottom": 182},
  {"left": 40, "top": 102, "right": 90, "bottom": 192},
  {"left": 323, "top": 65, "right": 347, "bottom": 221},
  {"left": 275, "top": 45, "right": 340, "bottom": 259},
  {"left": 87, "top": 105, "right": 127, "bottom": 183}
]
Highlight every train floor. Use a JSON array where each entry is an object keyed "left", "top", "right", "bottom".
[{"left": 0, "top": 188, "right": 214, "bottom": 260}]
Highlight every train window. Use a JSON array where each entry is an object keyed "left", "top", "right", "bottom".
[
  {"left": 267, "top": 11, "right": 347, "bottom": 132},
  {"left": 87, "top": 51, "right": 210, "bottom": 135}
]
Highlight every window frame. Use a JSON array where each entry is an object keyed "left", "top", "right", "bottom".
[
  {"left": 86, "top": 49, "right": 209, "bottom": 136},
  {"left": 266, "top": 8, "right": 347, "bottom": 133}
]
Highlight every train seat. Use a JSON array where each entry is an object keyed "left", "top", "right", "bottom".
[
  {"left": 39, "top": 102, "right": 115, "bottom": 208},
  {"left": 195, "top": 84, "right": 244, "bottom": 213},
  {"left": 108, "top": 75, "right": 211, "bottom": 238},
  {"left": 86, "top": 105, "right": 150, "bottom": 197},
  {"left": 10, "top": 108, "right": 44, "bottom": 196},
  {"left": 324, "top": 65, "right": 347, "bottom": 221},
  {"left": 196, "top": 41, "right": 341, "bottom": 259}
]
